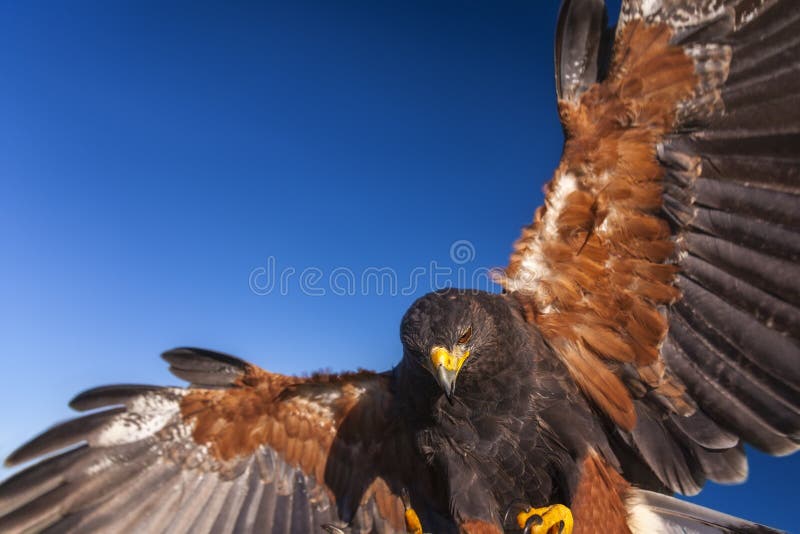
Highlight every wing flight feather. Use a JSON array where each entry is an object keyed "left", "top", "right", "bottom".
[
  {"left": 504, "top": 0, "right": 800, "bottom": 494},
  {"left": 0, "top": 348, "right": 414, "bottom": 533}
]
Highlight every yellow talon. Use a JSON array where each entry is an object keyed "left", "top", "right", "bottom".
[
  {"left": 401, "top": 488, "right": 424, "bottom": 534},
  {"left": 516, "top": 504, "right": 574, "bottom": 534},
  {"left": 404, "top": 507, "right": 423, "bottom": 534}
]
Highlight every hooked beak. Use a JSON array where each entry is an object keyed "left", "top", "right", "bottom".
[
  {"left": 435, "top": 365, "right": 458, "bottom": 399},
  {"left": 429, "top": 346, "right": 469, "bottom": 399}
]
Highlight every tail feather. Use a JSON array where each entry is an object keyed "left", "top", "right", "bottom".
[{"left": 626, "top": 489, "right": 784, "bottom": 533}]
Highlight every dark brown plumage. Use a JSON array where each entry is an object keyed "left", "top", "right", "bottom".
[{"left": 1, "top": 0, "right": 798, "bottom": 532}]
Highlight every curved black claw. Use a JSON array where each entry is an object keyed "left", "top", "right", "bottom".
[
  {"left": 511, "top": 503, "right": 573, "bottom": 534},
  {"left": 522, "top": 513, "right": 544, "bottom": 534}
]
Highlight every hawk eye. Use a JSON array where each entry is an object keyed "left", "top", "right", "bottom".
[{"left": 457, "top": 327, "right": 472, "bottom": 345}]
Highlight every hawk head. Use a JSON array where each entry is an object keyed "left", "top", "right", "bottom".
[{"left": 400, "top": 289, "right": 525, "bottom": 400}]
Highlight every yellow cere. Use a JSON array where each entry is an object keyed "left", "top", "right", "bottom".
[{"left": 430, "top": 346, "right": 470, "bottom": 373}]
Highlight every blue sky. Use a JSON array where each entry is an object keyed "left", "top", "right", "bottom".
[{"left": 1, "top": 1, "right": 797, "bottom": 530}]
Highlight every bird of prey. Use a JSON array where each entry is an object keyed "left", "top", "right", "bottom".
[{"left": 1, "top": 0, "right": 798, "bottom": 532}]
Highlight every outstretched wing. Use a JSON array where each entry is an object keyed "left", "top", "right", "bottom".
[
  {"left": 0, "top": 348, "right": 425, "bottom": 533},
  {"left": 503, "top": 0, "right": 799, "bottom": 495}
]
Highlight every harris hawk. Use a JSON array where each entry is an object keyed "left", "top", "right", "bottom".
[{"left": 1, "top": 0, "right": 799, "bottom": 532}]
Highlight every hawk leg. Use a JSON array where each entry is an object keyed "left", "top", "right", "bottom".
[
  {"left": 516, "top": 504, "right": 574, "bottom": 534},
  {"left": 401, "top": 488, "right": 424, "bottom": 534}
]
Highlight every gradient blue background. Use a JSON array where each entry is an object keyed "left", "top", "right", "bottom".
[{"left": 1, "top": 1, "right": 797, "bottom": 531}]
